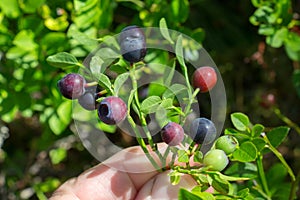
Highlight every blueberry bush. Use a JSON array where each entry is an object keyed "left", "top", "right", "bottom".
[{"left": 0, "top": 0, "right": 300, "bottom": 199}]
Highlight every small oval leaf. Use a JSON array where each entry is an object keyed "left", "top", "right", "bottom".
[
  {"left": 140, "top": 96, "right": 161, "bottom": 114},
  {"left": 46, "top": 52, "right": 79, "bottom": 69},
  {"left": 232, "top": 141, "right": 257, "bottom": 162},
  {"left": 159, "top": 18, "right": 174, "bottom": 44},
  {"left": 114, "top": 72, "right": 130, "bottom": 95},
  {"left": 230, "top": 112, "right": 250, "bottom": 132}
]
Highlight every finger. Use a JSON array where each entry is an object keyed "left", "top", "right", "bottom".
[
  {"left": 50, "top": 144, "right": 167, "bottom": 200},
  {"left": 135, "top": 170, "right": 197, "bottom": 200},
  {"left": 50, "top": 165, "right": 137, "bottom": 200}
]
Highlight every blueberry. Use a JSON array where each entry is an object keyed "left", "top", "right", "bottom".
[
  {"left": 98, "top": 96, "right": 127, "bottom": 125},
  {"left": 215, "top": 135, "right": 238, "bottom": 155},
  {"left": 203, "top": 149, "right": 229, "bottom": 171},
  {"left": 189, "top": 118, "right": 217, "bottom": 144},
  {"left": 78, "top": 86, "right": 102, "bottom": 110},
  {"left": 119, "top": 25, "right": 147, "bottom": 63},
  {"left": 78, "top": 92, "right": 98, "bottom": 110},
  {"left": 192, "top": 66, "right": 217, "bottom": 93},
  {"left": 57, "top": 73, "right": 86, "bottom": 99},
  {"left": 161, "top": 122, "right": 184, "bottom": 146}
]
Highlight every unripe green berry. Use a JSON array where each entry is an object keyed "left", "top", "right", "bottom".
[
  {"left": 215, "top": 135, "right": 238, "bottom": 155},
  {"left": 203, "top": 149, "right": 229, "bottom": 171}
]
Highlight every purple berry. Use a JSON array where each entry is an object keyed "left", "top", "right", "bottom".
[
  {"left": 190, "top": 118, "right": 217, "bottom": 144},
  {"left": 98, "top": 96, "right": 127, "bottom": 125},
  {"left": 119, "top": 25, "right": 147, "bottom": 63},
  {"left": 57, "top": 73, "right": 86, "bottom": 99},
  {"left": 161, "top": 122, "right": 184, "bottom": 146}
]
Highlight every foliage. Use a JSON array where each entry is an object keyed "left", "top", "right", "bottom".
[{"left": 0, "top": 0, "right": 299, "bottom": 199}]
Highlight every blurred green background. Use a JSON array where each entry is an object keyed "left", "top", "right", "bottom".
[{"left": 0, "top": 0, "right": 300, "bottom": 199}]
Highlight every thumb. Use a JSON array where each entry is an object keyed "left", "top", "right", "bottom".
[{"left": 135, "top": 170, "right": 197, "bottom": 200}]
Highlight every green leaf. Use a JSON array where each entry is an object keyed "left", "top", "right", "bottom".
[
  {"left": 225, "top": 162, "right": 257, "bottom": 179},
  {"left": 67, "top": 25, "right": 98, "bottom": 49},
  {"left": 0, "top": 0, "right": 20, "bottom": 18},
  {"left": 49, "top": 148, "right": 67, "bottom": 165},
  {"left": 252, "top": 124, "right": 264, "bottom": 137},
  {"left": 292, "top": 69, "right": 300, "bottom": 98},
  {"left": 155, "top": 105, "right": 168, "bottom": 128},
  {"left": 13, "top": 30, "right": 38, "bottom": 51},
  {"left": 193, "top": 151, "right": 203, "bottom": 163},
  {"left": 170, "top": 0, "right": 189, "bottom": 23},
  {"left": 98, "top": 73, "right": 113, "bottom": 95},
  {"left": 163, "top": 59, "right": 176, "bottom": 87},
  {"left": 266, "top": 27, "right": 288, "bottom": 48},
  {"left": 208, "top": 173, "right": 230, "bottom": 194},
  {"left": 284, "top": 32, "right": 300, "bottom": 52},
  {"left": 232, "top": 141, "right": 257, "bottom": 162},
  {"left": 169, "top": 171, "right": 181, "bottom": 185},
  {"left": 162, "top": 83, "right": 187, "bottom": 99},
  {"left": 285, "top": 44, "right": 300, "bottom": 61},
  {"left": 230, "top": 112, "right": 250, "bottom": 132},
  {"left": 252, "top": 138, "right": 266, "bottom": 152},
  {"left": 57, "top": 101, "right": 72, "bottom": 125},
  {"left": 177, "top": 149, "right": 189, "bottom": 163},
  {"left": 237, "top": 188, "right": 251, "bottom": 199},
  {"left": 159, "top": 18, "right": 174, "bottom": 44},
  {"left": 190, "top": 187, "right": 215, "bottom": 200},
  {"left": 48, "top": 113, "right": 68, "bottom": 135},
  {"left": 258, "top": 24, "right": 275, "bottom": 36},
  {"left": 140, "top": 96, "right": 161, "bottom": 114},
  {"left": 90, "top": 55, "right": 104, "bottom": 75},
  {"left": 211, "top": 171, "right": 250, "bottom": 182},
  {"left": 266, "top": 126, "right": 290, "bottom": 148},
  {"left": 224, "top": 128, "right": 240, "bottom": 135},
  {"left": 114, "top": 73, "right": 129, "bottom": 95},
  {"left": 46, "top": 52, "right": 79, "bottom": 69},
  {"left": 175, "top": 35, "right": 186, "bottom": 68},
  {"left": 178, "top": 188, "right": 202, "bottom": 200},
  {"left": 160, "top": 98, "right": 173, "bottom": 110},
  {"left": 266, "top": 163, "right": 288, "bottom": 188},
  {"left": 19, "top": 0, "right": 45, "bottom": 14}
]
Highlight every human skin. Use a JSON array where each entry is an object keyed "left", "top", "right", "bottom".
[{"left": 49, "top": 144, "right": 197, "bottom": 200}]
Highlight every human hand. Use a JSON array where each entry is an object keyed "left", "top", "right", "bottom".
[{"left": 49, "top": 144, "right": 197, "bottom": 200}]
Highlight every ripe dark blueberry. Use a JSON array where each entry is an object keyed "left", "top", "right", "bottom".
[
  {"left": 203, "top": 149, "right": 229, "bottom": 171},
  {"left": 192, "top": 66, "right": 217, "bottom": 93},
  {"left": 78, "top": 85, "right": 102, "bottom": 110},
  {"left": 57, "top": 73, "right": 86, "bottom": 99},
  {"left": 189, "top": 118, "right": 217, "bottom": 144},
  {"left": 161, "top": 122, "right": 184, "bottom": 146},
  {"left": 78, "top": 92, "right": 98, "bottom": 110},
  {"left": 215, "top": 135, "right": 238, "bottom": 155},
  {"left": 119, "top": 25, "right": 147, "bottom": 63},
  {"left": 98, "top": 96, "right": 127, "bottom": 125}
]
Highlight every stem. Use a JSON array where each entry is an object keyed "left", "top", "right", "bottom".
[
  {"left": 128, "top": 64, "right": 165, "bottom": 170},
  {"left": 273, "top": 107, "right": 300, "bottom": 135},
  {"left": 252, "top": 185, "right": 272, "bottom": 200},
  {"left": 289, "top": 170, "right": 300, "bottom": 200},
  {"left": 181, "top": 88, "right": 200, "bottom": 125},
  {"left": 127, "top": 116, "right": 162, "bottom": 172},
  {"left": 256, "top": 154, "right": 270, "bottom": 197},
  {"left": 129, "top": 65, "right": 156, "bottom": 151},
  {"left": 262, "top": 133, "right": 296, "bottom": 181},
  {"left": 85, "top": 81, "right": 98, "bottom": 87}
]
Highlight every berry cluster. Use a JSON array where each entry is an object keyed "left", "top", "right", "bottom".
[
  {"left": 57, "top": 26, "right": 231, "bottom": 174},
  {"left": 57, "top": 73, "right": 127, "bottom": 125}
]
